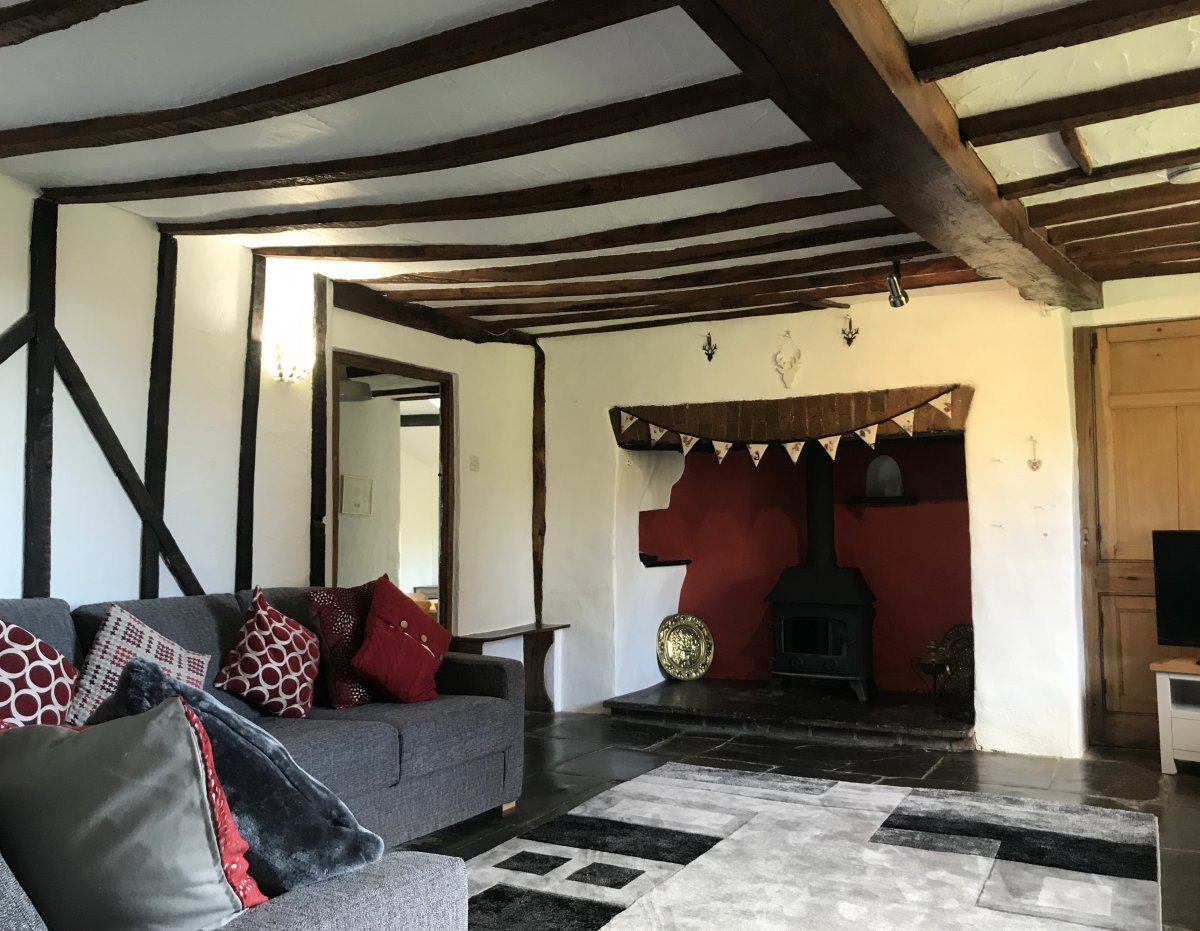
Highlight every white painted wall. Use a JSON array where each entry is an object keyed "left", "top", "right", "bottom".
[
  {"left": 544, "top": 281, "right": 1087, "bottom": 757},
  {"left": 337, "top": 397, "right": 401, "bottom": 587},
  {"left": 399, "top": 424, "right": 441, "bottom": 592}
]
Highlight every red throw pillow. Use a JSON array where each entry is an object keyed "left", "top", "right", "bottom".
[
  {"left": 351, "top": 579, "right": 451, "bottom": 703},
  {"left": 305, "top": 578, "right": 384, "bottom": 709},
  {"left": 0, "top": 619, "right": 79, "bottom": 727},
  {"left": 214, "top": 587, "right": 321, "bottom": 718}
]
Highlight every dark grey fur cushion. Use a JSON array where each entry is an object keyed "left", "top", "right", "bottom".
[{"left": 89, "top": 658, "right": 384, "bottom": 897}]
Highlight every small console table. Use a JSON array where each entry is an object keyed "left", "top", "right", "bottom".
[
  {"left": 1152, "top": 657, "right": 1200, "bottom": 774},
  {"left": 451, "top": 623, "right": 569, "bottom": 713}
]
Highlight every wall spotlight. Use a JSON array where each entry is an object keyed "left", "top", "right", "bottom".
[{"left": 887, "top": 261, "right": 910, "bottom": 308}]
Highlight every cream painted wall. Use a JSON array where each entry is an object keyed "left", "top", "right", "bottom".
[
  {"left": 337, "top": 397, "right": 401, "bottom": 587},
  {"left": 1079, "top": 274, "right": 1200, "bottom": 329},
  {"left": 543, "top": 281, "right": 1087, "bottom": 757}
]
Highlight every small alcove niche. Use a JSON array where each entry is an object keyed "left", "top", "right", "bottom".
[{"left": 865, "top": 455, "right": 904, "bottom": 498}]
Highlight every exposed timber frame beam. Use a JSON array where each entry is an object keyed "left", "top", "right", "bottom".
[
  {"left": 1086, "top": 258, "right": 1200, "bottom": 280},
  {"left": 909, "top": 1, "right": 1200, "bottom": 82},
  {"left": 332, "top": 282, "right": 536, "bottom": 346},
  {"left": 998, "top": 145, "right": 1200, "bottom": 200},
  {"left": 1047, "top": 202, "right": 1200, "bottom": 245},
  {"left": 486, "top": 294, "right": 833, "bottom": 328},
  {"left": 681, "top": 0, "right": 1101, "bottom": 309},
  {"left": 961, "top": 69, "right": 1200, "bottom": 146},
  {"left": 0, "top": 315, "right": 34, "bottom": 367},
  {"left": 535, "top": 302, "right": 822, "bottom": 338},
  {"left": 158, "top": 143, "right": 823, "bottom": 235},
  {"left": 1060, "top": 128, "right": 1095, "bottom": 176},
  {"left": 1026, "top": 183, "right": 1200, "bottom": 227},
  {"left": 0, "top": 0, "right": 672, "bottom": 158},
  {"left": 47, "top": 75, "right": 761, "bottom": 203},
  {"left": 0, "top": 0, "right": 147, "bottom": 48},
  {"left": 1066, "top": 222, "right": 1200, "bottom": 259},
  {"left": 354, "top": 217, "right": 911, "bottom": 285},
  {"left": 1076, "top": 242, "right": 1200, "bottom": 272}
]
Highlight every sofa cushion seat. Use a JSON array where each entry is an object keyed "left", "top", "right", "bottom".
[
  {"left": 308, "top": 695, "right": 516, "bottom": 780},
  {"left": 254, "top": 717, "right": 400, "bottom": 798}
]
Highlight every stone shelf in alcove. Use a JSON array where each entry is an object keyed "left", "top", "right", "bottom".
[
  {"left": 848, "top": 496, "right": 919, "bottom": 506},
  {"left": 639, "top": 555, "right": 693, "bottom": 568}
]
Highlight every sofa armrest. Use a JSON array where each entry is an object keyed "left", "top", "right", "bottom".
[
  {"left": 231, "top": 852, "right": 466, "bottom": 931},
  {"left": 436, "top": 652, "right": 524, "bottom": 709}
]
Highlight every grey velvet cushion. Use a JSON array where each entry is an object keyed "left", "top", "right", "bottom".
[
  {"left": 229, "top": 852, "right": 467, "bottom": 931},
  {"left": 308, "top": 694, "right": 517, "bottom": 779},
  {"left": 0, "top": 598, "right": 77, "bottom": 666},
  {"left": 0, "top": 849, "right": 48, "bottom": 931},
  {"left": 0, "top": 700, "right": 245, "bottom": 931},
  {"left": 255, "top": 717, "right": 400, "bottom": 798}
]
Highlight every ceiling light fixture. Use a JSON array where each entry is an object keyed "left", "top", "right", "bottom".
[
  {"left": 1167, "top": 164, "right": 1200, "bottom": 185},
  {"left": 887, "top": 261, "right": 910, "bottom": 308}
]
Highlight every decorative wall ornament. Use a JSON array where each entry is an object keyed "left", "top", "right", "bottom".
[
  {"left": 648, "top": 424, "right": 667, "bottom": 445},
  {"left": 892, "top": 410, "right": 916, "bottom": 436},
  {"left": 619, "top": 411, "right": 639, "bottom": 433},
  {"left": 785, "top": 441, "right": 805, "bottom": 463},
  {"left": 1027, "top": 436, "right": 1042, "bottom": 472},
  {"left": 820, "top": 435, "right": 842, "bottom": 460},
  {"left": 656, "top": 614, "right": 715, "bottom": 681},
  {"left": 774, "top": 331, "right": 802, "bottom": 388},
  {"left": 712, "top": 441, "right": 733, "bottom": 463},
  {"left": 679, "top": 434, "right": 700, "bottom": 456},
  {"left": 927, "top": 391, "right": 954, "bottom": 417},
  {"left": 702, "top": 332, "right": 718, "bottom": 362},
  {"left": 747, "top": 443, "right": 769, "bottom": 467},
  {"left": 855, "top": 424, "right": 878, "bottom": 448},
  {"left": 841, "top": 315, "right": 859, "bottom": 347}
]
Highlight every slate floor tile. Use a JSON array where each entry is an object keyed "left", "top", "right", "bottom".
[
  {"left": 524, "top": 735, "right": 603, "bottom": 771},
  {"left": 925, "top": 752, "right": 1060, "bottom": 789},
  {"left": 552, "top": 746, "right": 676, "bottom": 781},
  {"left": 532, "top": 713, "right": 676, "bottom": 748}
]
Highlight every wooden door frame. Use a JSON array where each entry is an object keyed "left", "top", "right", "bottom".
[
  {"left": 328, "top": 350, "right": 456, "bottom": 633},
  {"left": 1074, "top": 326, "right": 1104, "bottom": 744}
]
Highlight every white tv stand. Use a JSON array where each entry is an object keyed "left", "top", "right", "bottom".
[{"left": 1152, "top": 658, "right": 1200, "bottom": 774}]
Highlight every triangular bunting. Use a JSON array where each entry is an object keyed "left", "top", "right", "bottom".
[
  {"left": 648, "top": 424, "right": 667, "bottom": 445},
  {"left": 747, "top": 443, "right": 769, "bottom": 467},
  {"left": 819, "top": 435, "right": 842, "bottom": 460},
  {"left": 927, "top": 392, "right": 954, "bottom": 418},
  {"left": 856, "top": 424, "right": 878, "bottom": 449},
  {"left": 785, "top": 441, "right": 805, "bottom": 463},
  {"left": 712, "top": 441, "right": 732, "bottom": 464},
  {"left": 619, "top": 411, "right": 638, "bottom": 433},
  {"left": 679, "top": 434, "right": 699, "bottom": 456},
  {"left": 892, "top": 410, "right": 915, "bottom": 436}
]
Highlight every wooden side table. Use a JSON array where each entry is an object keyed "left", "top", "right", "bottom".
[
  {"left": 1151, "top": 657, "right": 1200, "bottom": 774},
  {"left": 451, "top": 623, "right": 568, "bottom": 713}
]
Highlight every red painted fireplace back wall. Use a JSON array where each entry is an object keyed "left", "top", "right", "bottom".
[{"left": 638, "top": 437, "right": 971, "bottom": 690}]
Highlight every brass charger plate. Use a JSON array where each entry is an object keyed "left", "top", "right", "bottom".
[{"left": 657, "top": 614, "right": 714, "bottom": 681}]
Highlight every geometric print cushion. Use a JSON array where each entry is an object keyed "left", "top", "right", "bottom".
[
  {"left": 0, "top": 619, "right": 79, "bottom": 727},
  {"left": 213, "top": 586, "right": 321, "bottom": 718},
  {"left": 66, "top": 604, "right": 209, "bottom": 726}
]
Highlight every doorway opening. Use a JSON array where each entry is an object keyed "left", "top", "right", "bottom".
[{"left": 330, "top": 351, "right": 455, "bottom": 631}]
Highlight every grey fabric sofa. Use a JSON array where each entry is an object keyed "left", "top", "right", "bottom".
[{"left": 0, "top": 590, "right": 525, "bottom": 929}]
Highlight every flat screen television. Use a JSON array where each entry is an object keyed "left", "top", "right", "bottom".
[{"left": 1153, "top": 530, "right": 1200, "bottom": 646}]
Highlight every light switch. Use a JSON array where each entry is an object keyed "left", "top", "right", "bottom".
[{"left": 469, "top": 455, "right": 481, "bottom": 472}]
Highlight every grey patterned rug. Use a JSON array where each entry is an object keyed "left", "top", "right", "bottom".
[{"left": 467, "top": 762, "right": 1160, "bottom": 930}]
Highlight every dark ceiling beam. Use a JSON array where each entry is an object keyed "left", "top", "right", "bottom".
[
  {"left": 960, "top": 69, "right": 1200, "bottom": 146},
  {"left": 682, "top": 0, "right": 1100, "bottom": 309},
  {"left": 331, "top": 281, "right": 535, "bottom": 346},
  {"left": 1086, "top": 258, "right": 1200, "bottom": 280},
  {"left": 908, "top": 0, "right": 1200, "bottom": 82},
  {"left": 159, "top": 142, "right": 822, "bottom": 235},
  {"left": 0, "top": 0, "right": 148, "bottom": 48},
  {"left": 47, "top": 75, "right": 762, "bottom": 203},
  {"left": 534, "top": 302, "right": 820, "bottom": 338},
  {"left": 375, "top": 240, "right": 937, "bottom": 302},
  {"left": 1027, "top": 182, "right": 1200, "bottom": 227},
  {"left": 353, "top": 217, "right": 911, "bottom": 285},
  {"left": 1060, "top": 128, "right": 1095, "bottom": 176},
  {"left": 1065, "top": 222, "right": 1200, "bottom": 259},
  {"left": 1048, "top": 202, "right": 1200, "bottom": 245},
  {"left": 1075, "top": 242, "right": 1200, "bottom": 273},
  {"left": 0, "top": 0, "right": 672, "bottom": 158},
  {"left": 998, "top": 145, "right": 1200, "bottom": 199},
  {"left": 432, "top": 256, "right": 969, "bottom": 315}
]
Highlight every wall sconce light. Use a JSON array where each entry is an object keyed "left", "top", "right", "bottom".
[
  {"left": 702, "top": 332, "right": 718, "bottom": 362},
  {"left": 261, "top": 265, "right": 316, "bottom": 383},
  {"left": 841, "top": 315, "right": 859, "bottom": 347},
  {"left": 887, "top": 261, "right": 910, "bottom": 308}
]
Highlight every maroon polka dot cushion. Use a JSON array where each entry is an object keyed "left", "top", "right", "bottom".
[
  {"left": 0, "top": 619, "right": 79, "bottom": 727},
  {"left": 214, "top": 587, "right": 321, "bottom": 718},
  {"left": 305, "top": 578, "right": 384, "bottom": 709}
]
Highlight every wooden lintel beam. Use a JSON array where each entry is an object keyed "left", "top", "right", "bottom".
[
  {"left": 999, "top": 146, "right": 1200, "bottom": 200},
  {"left": 0, "top": 0, "right": 673, "bottom": 158},
  {"left": 354, "top": 217, "right": 910, "bottom": 286},
  {"left": 332, "top": 281, "right": 535, "bottom": 346},
  {"left": 47, "top": 75, "right": 762, "bottom": 203},
  {"left": 1048, "top": 202, "right": 1200, "bottom": 245},
  {"left": 1027, "top": 182, "right": 1200, "bottom": 227},
  {"left": 961, "top": 68, "right": 1200, "bottom": 146},
  {"left": 0, "top": 0, "right": 147, "bottom": 48},
  {"left": 683, "top": 0, "right": 1100, "bottom": 309},
  {"left": 159, "top": 143, "right": 822, "bottom": 235},
  {"left": 909, "top": 1, "right": 1200, "bottom": 82}
]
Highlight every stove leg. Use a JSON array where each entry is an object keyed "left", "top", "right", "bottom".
[
  {"left": 767, "top": 674, "right": 785, "bottom": 695},
  {"left": 850, "top": 679, "right": 869, "bottom": 702}
]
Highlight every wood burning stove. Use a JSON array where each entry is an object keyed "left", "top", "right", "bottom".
[{"left": 766, "top": 447, "right": 876, "bottom": 701}]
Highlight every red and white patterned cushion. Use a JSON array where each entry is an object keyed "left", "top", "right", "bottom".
[
  {"left": 214, "top": 587, "right": 321, "bottom": 718},
  {"left": 66, "top": 605, "right": 209, "bottom": 726},
  {"left": 0, "top": 620, "right": 79, "bottom": 727}
]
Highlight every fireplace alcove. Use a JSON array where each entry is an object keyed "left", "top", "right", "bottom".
[{"left": 605, "top": 386, "right": 975, "bottom": 748}]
